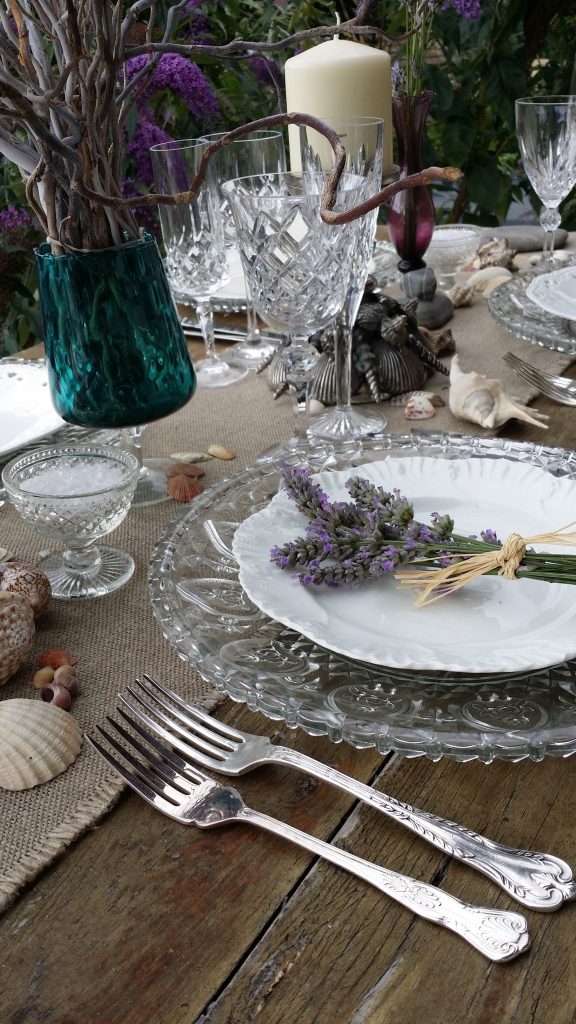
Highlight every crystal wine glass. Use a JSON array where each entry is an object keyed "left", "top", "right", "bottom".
[
  {"left": 150, "top": 138, "right": 248, "bottom": 388},
  {"left": 222, "top": 171, "right": 368, "bottom": 454},
  {"left": 198, "top": 130, "right": 286, "bottom": 368},
  {"left": 515, "top": 96, "right": 576, "bottom": 263},
  {"left": 2, "top": 444, "right": 139, "bottom": 599},
  {"left": 299, "top": 117, "right": 386, "bottom": 439}
]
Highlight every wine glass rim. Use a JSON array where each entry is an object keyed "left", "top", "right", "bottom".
[
  {"left": 150, "top": 137, "right": 210, "bottom": 153},
  {"left": 2, "top": 445, "right": 139, "bottom": 499},
  {"left": 515, "top": 95, "right": 576, "bottom": 106},
  {"left": 196, "top": 129, "right": 285, "bottom": 143}
]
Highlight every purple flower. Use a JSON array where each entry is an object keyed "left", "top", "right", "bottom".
[
  {"left": 179, "top": 0, "right": 213, "bottom": 41},
  {"left": 0, "top": 204, "right": 32, "bottom": 238},
  {"left": 248, "top": 56, "right": 283, "bottom": 91},
  {"left": 126, "top": 120, "right": 173, "bottom": 186},
  {"left": 443, "top": 0, "right": 482, "bottom": 18},
  {"left": 480, "top": 528, "right": 500, "bottom": 545},
  {"left": 125, "top": 54, "right": 219, "bottom": 122}
]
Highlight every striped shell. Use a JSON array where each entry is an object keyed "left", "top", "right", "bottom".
[
  {"left": 0, "top": 590, "right": 35, "bottom": 686},
  {"left": 0, "top": 562, "right": 52, "bottom": 617},
  {"left": 0, "top": 698, "right": 82, "bottom": 790}
]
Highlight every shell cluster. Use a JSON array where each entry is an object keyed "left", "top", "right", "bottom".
[{"left": 0, "top": 698, "right": 82, "bottom": 790}]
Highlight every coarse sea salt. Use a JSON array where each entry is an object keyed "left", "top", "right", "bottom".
[
  {"left": 430, "top": 228, "right": 477, "bottom": 244},
  {"left": 21, "top": 460, "right": 126, "bottom": 496}
]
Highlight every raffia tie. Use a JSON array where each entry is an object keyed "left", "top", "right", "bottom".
[{"left": 396, "top": 521, "right": 576, "bottom": 608}]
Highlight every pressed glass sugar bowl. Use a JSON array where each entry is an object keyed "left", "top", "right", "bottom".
[
  {"left": 2, "top": 444, "right": 139, "bottom": 599},
  {"left": 425, "top": 223, "right": 484, "bottom": 285}
]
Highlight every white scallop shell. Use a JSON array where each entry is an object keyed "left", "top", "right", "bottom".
[
  {"left": 467, "top": 266, "right": 513, "bottom": 292},
  {"left": 0, "top": 698, "right": 82, "bottom": 790}
]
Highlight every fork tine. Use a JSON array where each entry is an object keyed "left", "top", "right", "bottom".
[
  {"left": 104, "top": 715, "right": 202, "bottom": 793},
  {"left": 86, "top": 733, "right": 182, "bottom": 818},
  {"left": 96, "top": 720, "right": 191, "bottom": 803},
  {"left": 141, "top": 673, "right": 247, "bottom": 744},
  {"left": 125, "top": 685, "right": 229, "bottom": 761},
  {"left": 117, "top": 698, "right": 224, "bottom": 775}
]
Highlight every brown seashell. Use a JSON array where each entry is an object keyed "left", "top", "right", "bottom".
[
  {"left": 40, "top": 683, "right": 72, "bottom": 711},
  {"left": 36, "top": 649, "right": 78, "bottom": 669},
  {"left": 0, "top": 562, "right": 52, "bottom": 617},
  {"left": 0, "top": 591, "right": 35, "bottom": 686},
  {"left": 466, "top": 238, "right": 517, "bottom": 271},
  {"left": 33, "top": 667, "right": 55, "bottom": 688},
  {"left": 207, "top": 444, "right": 235, "bottom": 460},
  {"left": 165, "top": 462, "right": 205, "bottom": 479},
  {"left": 166, "top": 474, "right": 204, "bottom": 503},
  {"left": 0, "top": 698, "right": 82, "bottom": 790},
  {"left": 445, "top": 285, "right": 475, "bottom": 308},
  {"left": 418, "top": 325, "right": 456, "bottom": 355}
]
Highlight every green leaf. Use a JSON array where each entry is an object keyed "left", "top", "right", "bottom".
[
  {"left": 465, "top": 154, "right": 507, "bottom": 212},
  {"left": 484, "top": 56, "right": 527, "bottom": 123},
  {"left": 441, "top": 118, "right": 476, "bottom": 166}
]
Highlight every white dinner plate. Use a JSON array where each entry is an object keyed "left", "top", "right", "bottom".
[
  {"left": 0, "top": 359, "right": 65, "bottom": 459},
  {"left": 526, "top": 266, "right": 576, "bottom": 321},
  {"left": 233, "top": 456, "right": 576, "bottom": 674}
]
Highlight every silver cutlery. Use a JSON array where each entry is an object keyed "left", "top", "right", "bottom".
[
  {"left": 88, "top": 710, "right": 531, "bottom": 961},
  {"left": 119, "top": 674, "right": 576, "bottom": 912},
  {"left": 503, "top": 351, "right": 576, "bottom": 406}
]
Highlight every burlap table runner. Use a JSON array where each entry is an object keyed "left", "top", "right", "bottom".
[{"left": 1, "top": 252, "right": 575, "bottom": 914}]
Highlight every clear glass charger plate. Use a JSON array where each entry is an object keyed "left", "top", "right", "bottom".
[
  {"left": 488, "top": 270, "right": 576, "bottom": 355},
  {"left": 526, "top": 266, "right": 576, "bottom": 321},
  {"left": 149, "top": 432, "right": 576, "bottom": 764}
]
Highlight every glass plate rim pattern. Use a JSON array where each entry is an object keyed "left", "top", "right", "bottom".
[
  {"left": 525, "top": 265, "right": 576, "bottom": 321},
  {"left": 488, "top": 270, "right": 576, "bottom": 355},
  {"left": 149, "top": 432, "right": 576, "bottom": 764}
]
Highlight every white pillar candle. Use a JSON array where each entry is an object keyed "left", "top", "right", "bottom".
[{"left": 285, "top": 37, "right": 393, "bottom": 175}]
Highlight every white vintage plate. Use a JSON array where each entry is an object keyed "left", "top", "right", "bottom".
[
  {"left": 0, "top": 359, "right": 65, "bottom": 459},
  {"left": 233, "top": 456, "right": 576, "bottom": 674},
  {"left": 526, "top": 266, "right": 576, "bottom": 321}
]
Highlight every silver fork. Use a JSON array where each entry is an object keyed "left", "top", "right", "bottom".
[
  {"left": 502, "top": 351, "right": 576, "bottom": 405},
  {"left": 88, "top": 710, "right": 531, "bottom": 962},
  {"left": 120, "top": 674, "right": 576, "bottom": 912}
]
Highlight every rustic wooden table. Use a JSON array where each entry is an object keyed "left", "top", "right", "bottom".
[{"left": 3, "top": 338, "right": 576, "bottom": 1024}]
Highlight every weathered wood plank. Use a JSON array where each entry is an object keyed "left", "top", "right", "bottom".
[
  {"left": 0, "top": 704, "right": 387, "bottom": 1024},
  {"left": 200, "top": 755, "right": 576, "bottom": 1024}
]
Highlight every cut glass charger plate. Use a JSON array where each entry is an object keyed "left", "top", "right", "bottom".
[
  {"left": 526, "top": 265, "right": 576, "bottom": 321},
  {"left": 0, "top": 358, "right": 65, "bottom": 459},
  {"left": 149, "top": 433, "right": 576, "bottom": 763},
  {"left": 488, "top": 271, "right": 576, "bottom": 355}
]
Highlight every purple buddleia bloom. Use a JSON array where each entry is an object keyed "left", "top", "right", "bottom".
[
  {"left": 179, "top": 0, "right": 213, "bottom": 41},
  {"left": 126, "top": 120, "right": 173, "bottom": 185},
  {"left": 248, "top": 56, "right": 283, "bottom": 91},
  {"left": 125, "top": 54, "right": 219, "bottom": 122},
  {"left": 0, "top": 204, "right": 32, "bottom": 238},
  {"left": 443, "top": 0, "right": 482, "bottom": 18},
  {"left": 121, "top": 179, "right": 160, "bottom": 237}
]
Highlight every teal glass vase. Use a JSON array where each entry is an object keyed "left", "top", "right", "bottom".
[{"left": 35, "top": 233, "right": 196, "bottom": 428}]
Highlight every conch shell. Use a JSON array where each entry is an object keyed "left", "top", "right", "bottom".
[
  {"left": 0, "top": 590, "right": 35, "bottom": 685},
  {"left": 449, "top": 355, "right": 549, "bottom": 430},
  {"left": 0, "top": 698, "right": 82, "bottom": 790}
]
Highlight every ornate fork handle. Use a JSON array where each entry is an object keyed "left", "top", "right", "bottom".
[
  {"left": 240, "top": 807, "right": 530, "bottom": 962},
  {"left": 270, "top": 747, "right": 575, "bottom": 911}
]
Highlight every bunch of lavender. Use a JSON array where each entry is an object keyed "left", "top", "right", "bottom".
[
  {"left": 270, "top": 464, "right": 455, "bottom": 587},
  {"left": 270, "top": 465, "right": 576, "bottom": 606}
]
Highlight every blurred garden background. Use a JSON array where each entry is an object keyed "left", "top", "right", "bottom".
[{"left": 1, "top": 0, "right": 575, "bottom": 355}]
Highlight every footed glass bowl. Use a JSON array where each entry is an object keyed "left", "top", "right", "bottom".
[
  {"left": 425, "top": 224, "right": 484, "bottom": 285},
  {"left": 3, "top": 443, "right": 139, "bottom": 599}
]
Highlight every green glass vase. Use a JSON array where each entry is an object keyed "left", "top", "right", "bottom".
[{"left": 35, "top": 233, "right": 196, "bottom": 428}]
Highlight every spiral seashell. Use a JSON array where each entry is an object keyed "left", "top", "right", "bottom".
[
  {"left": 0, "top": 562, "right": 51, "bottom": 617},
  {"left": 0, "top": 698, "right": 82, "bottom": 790},
  {"left": 449, "top": 355, "right": 549, "bottom": 430},
  {"left": 0, "top": 590, "right": 35, "bottom": 686},
  {"left": 445, "top": 284, "right": 475, "bottom": 308}
]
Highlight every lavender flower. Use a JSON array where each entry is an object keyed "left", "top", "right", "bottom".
[
  {"left": 0, "top": 204, "right": 32, "bottom": 238},
  {"left": 126, "top": 120, "right": 173, "bottom": 186},
  {"left": 443, "top": 0, "right": 482, "bottom": 18},
  {"left": 125, "top": 54, "right": 219, "bottom": 122}
]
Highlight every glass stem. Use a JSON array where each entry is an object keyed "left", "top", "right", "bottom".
[
  {"left": 290, "top": 383, "right": 309, "bottom": 441},
  {"left": 123, "top": 426, "right": 146, "bottom": 477},
  {"left": 197, "top": 301, "right": 217, "bottom": 361},
  {"left": 245, "top": 281, "right": 261, "bottom": 346},
  {"left": 62, "top": 545, "right": 101, "bottom": 574},
  {"left": 334, "top": 322, "right": 352, "bottom": 413},
  {"left": 540, "top": 207, "right": 561, "bottom": 260}
]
